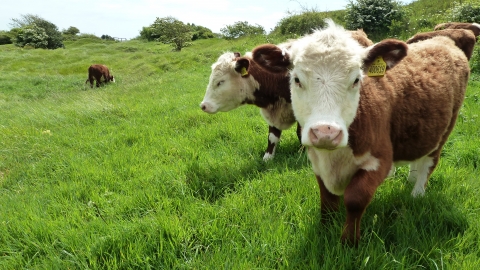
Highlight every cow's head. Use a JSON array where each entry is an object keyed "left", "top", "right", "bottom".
[
  {"left": 252, "top": 20, "right": 407, "bottom": 150},
  {"left": 200, "top": 52, "right": 256, "bottom": 113}
]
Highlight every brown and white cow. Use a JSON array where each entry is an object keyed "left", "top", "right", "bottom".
[
  {"left": 200, "top": 51, "right": 299, "bottom": 161},
  {"left": 85, "top": 64, "right": 115, "bottom": 88},
  {"left": 407, "top": 28, "right": 476, "bottom": 60},
  {"left": 434, "top": 22, "right": 480, "bottom": 38},
  {"left": 200, "top": 30, "right": 373, "bottom": 161},
  {"left": 251, "top": 20, "right": 473, "bottom": 245}
]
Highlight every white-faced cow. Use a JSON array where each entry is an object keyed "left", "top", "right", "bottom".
[
  {"left": 407, "top": 29, "right": 476, "bottom": 60},
  {"left": 85, "top": 64, "right": 115, "bottom": 88},
  {"left": 200, "top": 30, "right": 373, "bottom": 161},
  {"left": 434, "top": 22, "right": 480, "bottom": 38},
  {"left": 251, "top": 20, "right": 473, "bottom": 245},
  {"left": 200, "top": 50, "right": 299, "bottom": 161}
]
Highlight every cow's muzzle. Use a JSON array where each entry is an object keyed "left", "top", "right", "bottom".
[{"left": 308, "top": 124, "right": 344, "bottom": 149}]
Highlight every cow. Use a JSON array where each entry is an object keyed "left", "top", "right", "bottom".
[
  {"left": 200, "top": 50, "right": 298, "bottom": 161},
  {"left": 85, "top": 64, "right": 115, "bottom": 88},
  {"left": 250, "top": 20, "right": 473, "bottom": 245},
  {"left": 407, "top": 29, "right": 477, "bottom": 60},
  {"left": 200, "top": 30, "right": 373, "bottom": 161},
  {"left": 434, "top": 22, "right": 480, "bottom": 38}
]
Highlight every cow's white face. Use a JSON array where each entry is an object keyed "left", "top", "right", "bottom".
[
  {"left": 288, "top": 24, "right": 366, "bottom": 150},
  {"left": 200, "top": 52, "right": 256, "bottom": 114}
]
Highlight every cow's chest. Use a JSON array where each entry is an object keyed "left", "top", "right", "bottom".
[
  {"left": 307, "top": 147, "right": 380, "bottom": 196},
  {"left": 259, "top": 99, "right": 296, "bottom": 130}
]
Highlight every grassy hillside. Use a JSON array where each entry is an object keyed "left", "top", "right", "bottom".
[{"left": 1, "top": 29, "right": 480, "bottom": 269}]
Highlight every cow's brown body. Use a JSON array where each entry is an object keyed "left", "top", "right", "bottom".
[
  {"left": 434, "top": 22, "right": 480, "bottom": 38},
  {"left": 407, "top": 29, "right": 477, "bottom": 59},
  {"left": 250, "top": 21, "right": 474, "bottom": 245},
  {"left": 85, "top": 64, "right": 114, "bottom": 88}
]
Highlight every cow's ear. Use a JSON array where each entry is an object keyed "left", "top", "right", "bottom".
[
  {"left": 252, "top": 44, "right": 291, "bottom": 73},
  {"left": 234, "top": 58, "right": 250, "bottom": 77},
  {"left": 362, "top": 39, "right": 408, "bottom": 73},
  {"left": 234, "top": 52, "right": 241, "bottom": 58}
]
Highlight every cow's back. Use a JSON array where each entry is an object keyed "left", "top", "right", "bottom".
[{"left": 350, "top": 36, "right": 469, "bottom": 161}]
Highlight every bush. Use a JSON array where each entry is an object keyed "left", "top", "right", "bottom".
[
  {"left": 345, "top": 0, "right": 406, "bottom": 40},
  {"left": 451, "top": 1, "right": 480, "bottom": 23},
  {"left": 14, "top": 23, "right": 49, "bottom": 48},
  {"left": 0, "top": 31, "right": 13, "bottom": 45},
  {"left": 220, "top": 21, "right": 265, "bottom": 40},
  {"left": 275, "top": 11, "right": 327, "bottom": 36},
  {"left": 10, "top": 14, "right": 64, "bottom": 49}
]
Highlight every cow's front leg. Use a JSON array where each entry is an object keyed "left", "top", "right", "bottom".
[
  {"left": 263, "top": 126, "right": 281, "bottom": 161},
  {"left": 316, "top": 175, "right": 340, "bottom": 222},
  {"left": 342, "top": 168, "right": 385, "bottom": 246}
]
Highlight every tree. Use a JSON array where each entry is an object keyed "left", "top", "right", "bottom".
[
  {"left": 101, "top": 34, "right": 115, "bottom": 41},
  {"left": 188, "top": 24, "right": 215, "bottom": 40},
  {"left": 0, "top": 30, "right": 13, "bottom": 45},
  {"left": 62, "top": 26, "right": 80, "bottom": 36},
  {"left": 150, "top": 16, "right": 192, "bottom": 51},
  {"left": 14, "top": 23, "right": 49, "bottom": 48},
  {"left": 344, "top": 0, "right": 406, "bottom": 40},
  {"left": 275, "top": 11, "right": 327, "bottom": 36},
  {"left": 10, "top": 14, "right": 64, "bottom": 49},
  {"left": 139, "top": 26, "right": 159, "bottom": 41},
  {"left": 451, "top": 1, "right": 480, "bottom": 23},
  {"left": 220, "top": 21, "right": 265, "bottom": 40}
]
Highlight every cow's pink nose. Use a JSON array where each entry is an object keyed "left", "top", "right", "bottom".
[{"left": 309, "top": 125, "right": 343, "bottom": 149}]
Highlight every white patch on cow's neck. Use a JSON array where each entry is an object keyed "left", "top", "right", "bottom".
[
  {"left": 260, "top": 101, "right": 296, "bottom": 130},
  {"left": 308, "top": 147, "right": 380, "bottom": 195}
]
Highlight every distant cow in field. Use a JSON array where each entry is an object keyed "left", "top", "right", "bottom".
[
  {"left": 85, "top": 64, "right": 115, "bottom": 88},
  {"left": 407, "top": 29, "right": 477, "bottom": 60},
  {"left": 434, "top": 22, "right": 480, "bottom": 38},
  {"left": 200, "top": 30, "right": 373, "bottom": 161},
  {"left": 251, "top": 20, "right": 473, "bottom": 245}
]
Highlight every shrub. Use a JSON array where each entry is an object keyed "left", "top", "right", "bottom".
[
  {"left": 275, "top": 11, "right": 327, "bottom": 36},
  {"left": 451, "top": 1, "right": 480, "bottom": 23},
  {"left": 150, "top": 16, "right": 192, "bottom": 51},
  {"left": 14, "top": 23, "right": 49, "bottom": 48},
  {"left": 220, "top": 21, "right": 265, "bottom": 40},
  {"left": 345, "top": 0, "right": 406, "bottom": 40}
]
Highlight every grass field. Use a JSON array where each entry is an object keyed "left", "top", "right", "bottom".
[{"left": 1, "top": 34, "right": 480, "bottom": 269}]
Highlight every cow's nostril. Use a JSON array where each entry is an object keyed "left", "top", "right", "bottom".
[{"left": 201, "top": 105, "right": 207, "bottom": 111}]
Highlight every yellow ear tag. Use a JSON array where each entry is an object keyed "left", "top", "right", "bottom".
[
  {"left": 241, "top": 67, "right": 248, "bottom": 76},
  {"left": 367, "top": 56, "right": 387, "bottom": 77}
]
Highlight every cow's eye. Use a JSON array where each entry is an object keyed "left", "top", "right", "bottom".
[
  {"left": 217, "top": 80, "right": 224, "bottom": 87},
  {"left": 294, "top": 77, "right": 302, "bottom": 88},
  {"left": 353, "top": 78, "right": 360, "bottom": 87}
]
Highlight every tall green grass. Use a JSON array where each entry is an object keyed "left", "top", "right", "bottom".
[{"left": 1, "top": 33, "right": 479, "bottom": 269}]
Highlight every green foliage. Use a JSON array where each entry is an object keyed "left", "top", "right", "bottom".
[
  {"left": 101, "top": 34, "right": 115, "bottom": 41},
  {"left": 62, "top": 26, "right": 80, "bottom": 36},
  {"left": 0, "top": 30, "right": 13, "bottom": 45},
  {"left": 451, "top": 1, "right": 480, "bottom": 22},
  {"left": 10, "top": 14, "right": 64, "bottom": 49},
  {"left": 345, "top": 0, "right": 407, "bottom": 40},
  {"left": 470, "top": 45, "right": 480, "bottom": 74},
  {"left": 220, "top": 21, "right": 266, "bottom": 40},
  {"left": 274, "top": 11, "right": 327, "bottom": 36},
  {"left": 139, "top": 26, "right": 158, "bottom": 41},
  {"left": 150, "top": 16, "right": 192, "bottom": 51},
  {"left": 14, "top": 23, "right": 49, "bottom": 49},
  {"left": 188, "top": 23, "right": 215, "bottom": 41}
]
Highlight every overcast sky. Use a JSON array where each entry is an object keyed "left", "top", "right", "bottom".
[{"left": 1, "top": 0, "right": 415, "bottom": 40}]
